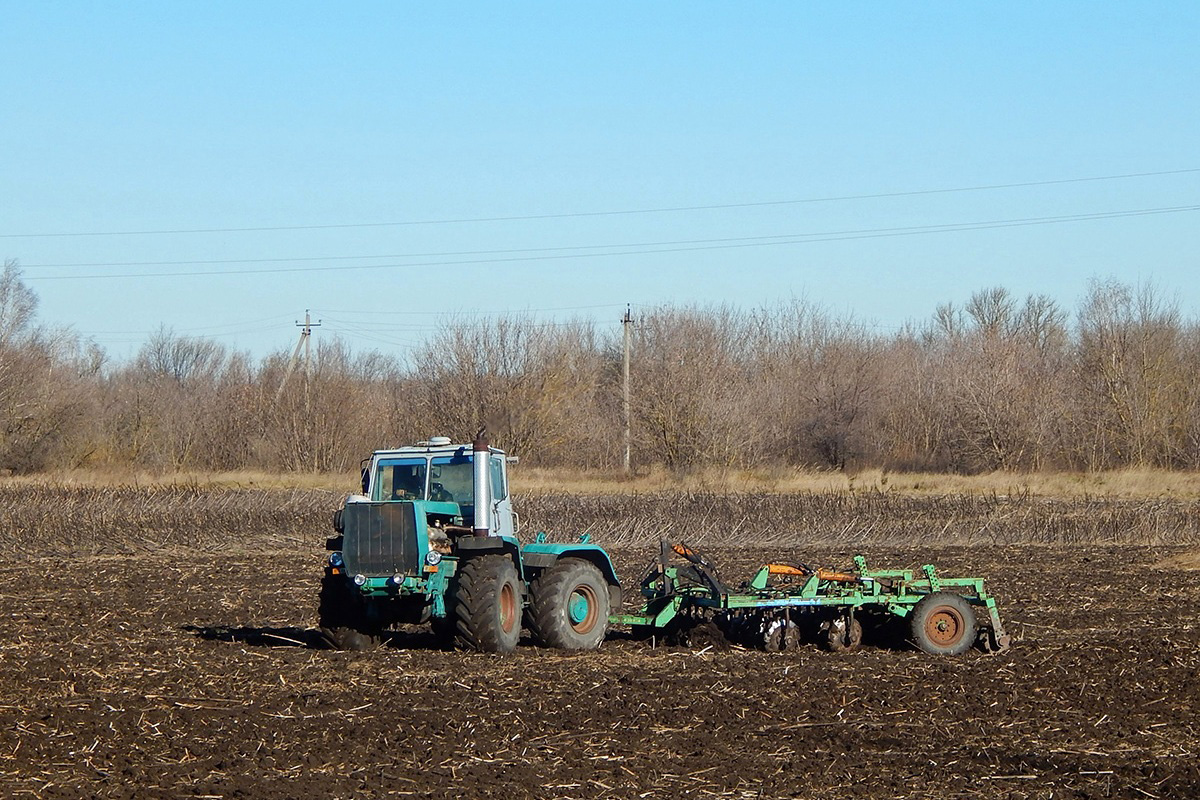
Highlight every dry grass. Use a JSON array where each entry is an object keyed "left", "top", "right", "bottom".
[
  {"left": 521, "top": 490, "right": 1200, "bottom": 548},
  {"left": 0, "top": 467, "right": 360, "bottom": 492},
  {"left": 5, "top": 482, "right": 1200, "bottom": 558},
  {"left": 518, "top": 466, "right": 1200, "bottom": 499},
  {"left": 0, "top": 484, "right": 341, "bottom": 556},
  {"left": 12, "top": 466, "right": 1200, "bottom": 499},
  {"left": 1155, "top": 549, "right": 1200, "bottom": 570}
]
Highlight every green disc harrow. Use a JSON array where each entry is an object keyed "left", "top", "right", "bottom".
[{"left": 610, "top": 541, "right": 1011, "bottom": 655}]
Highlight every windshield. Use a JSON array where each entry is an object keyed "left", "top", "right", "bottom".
[
  {"left": 374, "top": 458, "right": 427, "bottom": 501},
  {"left": 429, "top": 456, "right": 473, "bottom": 504},
  {"left": 372, "top": 452, "right": 508, "bottom": 504}
]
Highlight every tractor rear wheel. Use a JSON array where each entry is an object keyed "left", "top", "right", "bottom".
[
  {"left": 318, "top": 571, "right": 383, "bottom": 650},
  {"left": 528, "top": 558, "right": 609, "bottom": 650},
  {"left": 910, "top": 592, "right": 977, "bottom": 655},
  {"left": 452, "top": 555, "right": 522, "bottom": 653}
]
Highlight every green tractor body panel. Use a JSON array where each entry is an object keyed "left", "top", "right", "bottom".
[{"left": 519, "top": 541, "right": 620, "bottom": 587}]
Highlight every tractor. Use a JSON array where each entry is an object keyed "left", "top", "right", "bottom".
[{"left": 319, "top": 432, "right": 620, "bottom": 652}]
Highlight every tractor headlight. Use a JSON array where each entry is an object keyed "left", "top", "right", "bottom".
[
  {"left": 328, "top": 552, "right": 344, "bottom": 568},
  {"left": 353, "top": 573, "right": 367, "bottom": 586},
  {"left": 425, "top": 551, "right": 442, "bottom": 566},
  {"left": 392, "top": 574, "right": 405, "bottom": 585}
]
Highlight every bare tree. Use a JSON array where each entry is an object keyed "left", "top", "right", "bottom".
[
  {"left": 630, "top": 306, "right": 757, "bottom": 471},
  {"left": 1076, "top": 280, "right": 1189, "bottom": 468},
  {"left": 0, "top": 262, "right": 103, "bottom": 472},
  {"left": 407, "top": 317, "right": 606, "bottom": 466}
]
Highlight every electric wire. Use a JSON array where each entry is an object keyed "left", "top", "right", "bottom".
[
  {"left": 3, "top": 167, "right": 1197, "bottom": 239},
  {"left": 313, "top": 303, "right": 626, "bottom": 316},
  {"left": 20, "top": 203, "right": 1199, "bottom": 270},
  {"left": 75, "top": 305, "right": 615, "bottom": 341},
  {"left": 22, "top": 203, "right": 1200, "bottom": 282}
]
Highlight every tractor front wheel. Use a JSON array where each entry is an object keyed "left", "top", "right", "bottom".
[
  {"left": 452, "top": 555, "right": 522, "bottom": 653},
  {"left": 318, "top": 571, "right": 383, "bottom": 650},
  {"left": 528, "top": 558, "right": 609, "bottom": 650},
  {"left": 910, "top": 592, "right": 978, "bottom": 656}
]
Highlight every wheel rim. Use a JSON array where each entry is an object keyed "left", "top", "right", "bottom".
[
  {"left": 925, "top": 606, "right": 965, "bottom": 646},
  {"left": 499, "top": 582, "right": 517, "bottom": 634},
  {"left": 567, "top": 584, "right": 599, "bottom": 633}
]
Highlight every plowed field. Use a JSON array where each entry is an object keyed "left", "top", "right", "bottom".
[{"left": 3, "top": 543, "right": 1198, "bottom": 799}]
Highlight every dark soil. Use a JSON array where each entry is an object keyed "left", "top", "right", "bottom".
[{"left": 2, "top": 544, "right": 1198, "bottom": 799}]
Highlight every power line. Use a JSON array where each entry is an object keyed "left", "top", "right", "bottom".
[
  {"left": 75, "top": 313, "right": 295, "bottom": 337},
  {"left": 320, "top": 313, "right": 604, "bottom": 335},
  {"left": 22, "top": 199, "right": 1200, "bottom": 269},
  {"left": 4, "top": 168, "right": 1198, "bottom": 239},
  {"left": 73, "top": 305, "right": 627, "bottom": 341},
  {"left": 313, "top": 303, "right": 625, "bottom": 316},
  {"left": 22, "top": 203, "right": 1200, "bottom": 282}
]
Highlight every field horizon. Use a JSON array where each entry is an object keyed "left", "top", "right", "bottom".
[{"left": 7, "top": 464, "right": 1200, "bottom": 500}]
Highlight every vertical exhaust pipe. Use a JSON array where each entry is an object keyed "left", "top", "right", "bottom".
[{"left": 472, "top": 428, "right": 493, "bottom": 537}]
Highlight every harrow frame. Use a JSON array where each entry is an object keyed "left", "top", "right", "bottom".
[{"left": 610, "top": 542, "right": 1011, "bottom": 654}]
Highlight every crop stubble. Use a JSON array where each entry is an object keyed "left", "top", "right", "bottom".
[{"left": 0, "top": 486, "right": 1198, "bottom": 798}]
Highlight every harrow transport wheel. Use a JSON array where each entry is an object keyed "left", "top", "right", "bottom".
[
  {"left": 910, "top": 592, "right": 978, "bottom": 656},
  {"left": 318, "top": 571, "right": 383, "bottom": 651},
  {"left": 452, "top": 555, "right": 522, "bottom": 653},
  {"left": 826, "top": 616, "right": 863, "bottom": 653},
  {"left": 528, "top": 558, "right": 609, "bottom": 650}
]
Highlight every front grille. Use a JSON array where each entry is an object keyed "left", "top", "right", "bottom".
[{"left": 341, "top": 502, "right": 420, "bottom": 576}]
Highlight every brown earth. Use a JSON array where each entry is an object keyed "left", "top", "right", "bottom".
[{"left": 1, "top": 544, "right": 1198, "bottom": 799}]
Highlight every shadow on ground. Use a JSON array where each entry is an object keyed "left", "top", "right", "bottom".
[
  {"left": 183, "top": 623, "right": 461, "bottom": 650},
  {"left": 184, "top": 624, "right": 330, "bottom": 649}
]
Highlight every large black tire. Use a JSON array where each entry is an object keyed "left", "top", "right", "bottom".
[
  {"left": 318, "top": 571, "right": 383, "bottom": 651},
  {"left": 528, "top": 558, "right": 610, "bottom": 650},
  {"left": 452, "top": 555, "right": 522, "bottom": 653},
  {"left": 910, "top": 592, "right": 978, "bottom": 656}
]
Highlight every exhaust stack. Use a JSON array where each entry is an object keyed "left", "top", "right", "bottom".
[{"left": 472, "top": 428, "right": 493, "bottom": 537}]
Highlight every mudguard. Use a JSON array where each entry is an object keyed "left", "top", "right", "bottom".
[{"left": 520, "top": 542, "right": 621, "bottom": 588}]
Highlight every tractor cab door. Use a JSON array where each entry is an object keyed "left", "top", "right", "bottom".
[
  {"left": 426, "top": 451, "right": 514, "bottom": 537},
  {"left": 490, "top": 454, "right": 516, "bottom": 539}
]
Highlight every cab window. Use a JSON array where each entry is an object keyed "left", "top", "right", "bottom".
[
  {"left": 374, "top": 459, "right": 427, "bottom": 501},
  {"left": 429, "top": 455, "right": 473, "bottom": 504},
  {"left": 490, "top": 456, "right": 507, "bottom": 500}
]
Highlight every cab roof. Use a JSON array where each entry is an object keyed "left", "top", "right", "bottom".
[{"left": 371, "top": 440, "right": 507, "bottom": 460}]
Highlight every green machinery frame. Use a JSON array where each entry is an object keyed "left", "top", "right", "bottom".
[{"left": 610, "top": 542, "right": 1010, "bottom": 653}]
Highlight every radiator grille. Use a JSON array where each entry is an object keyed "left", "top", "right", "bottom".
[{"left": 342, "top": 502, "right": 420, "bottom": 576}]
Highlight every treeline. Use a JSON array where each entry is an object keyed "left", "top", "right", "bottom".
[{"left": 2, "top": 259, "right": 1199, "bottom": 475}]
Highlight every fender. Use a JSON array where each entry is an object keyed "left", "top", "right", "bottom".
[{"left": 520, "top": 541, "right": 621, "bottom": 595}]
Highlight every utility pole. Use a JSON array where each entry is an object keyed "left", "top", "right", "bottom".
[
  {"left": 299, "top": 310, "right": 321, "bottom": 380},
  {"left": 275, "top": 310, "right": 321, "bottom": 402},
  {"left": 622, "top": 304, "right": 633, "bottom": 476}
]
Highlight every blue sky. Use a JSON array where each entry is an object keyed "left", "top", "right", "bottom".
[{"left": 2, "top": 3, "right": 1198, "bottom": 361}]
